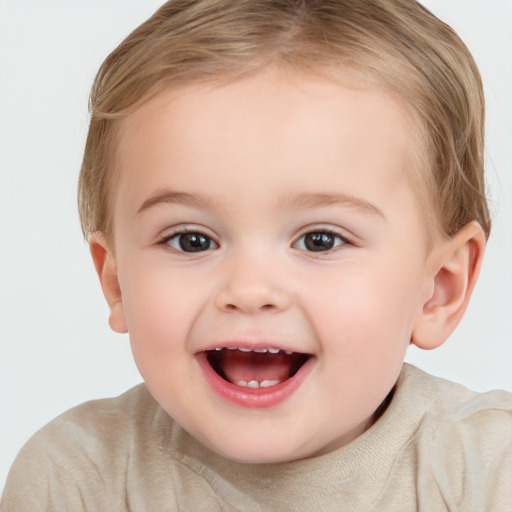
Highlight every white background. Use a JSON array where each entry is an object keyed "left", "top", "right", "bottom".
[{"left": 1, "top": 0, "right": 511, "bottom": 493}]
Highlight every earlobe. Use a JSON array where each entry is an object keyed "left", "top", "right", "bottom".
[
  {"left": 412, "top": 221, "right": 485, "bottom": 350},
  {"left": 89, "top": 232, "right": 128, "bottom": 334}
]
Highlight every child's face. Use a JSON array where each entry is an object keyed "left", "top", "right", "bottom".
[{"left": 106, "top": 67, "right": 436, "bottom": 462}]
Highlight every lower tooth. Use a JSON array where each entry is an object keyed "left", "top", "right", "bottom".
[
  {"left": 236, "top": 379, "right": 281, "bottom": 388},
  {"left": 260, "top": 379, "right": 280, "bottom": 388}
]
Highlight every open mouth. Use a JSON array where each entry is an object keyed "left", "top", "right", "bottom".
[{"left": 205, "top": 347, "right": 310, "bottom": 389}]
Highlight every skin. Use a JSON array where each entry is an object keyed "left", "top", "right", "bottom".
[{"left": 90, "top": 67, "right": 485, "bottom": 463}]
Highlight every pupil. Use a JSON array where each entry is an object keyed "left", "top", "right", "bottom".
[
  {"left": 179, "top": 233, "right": 210, "bottom": 252},
  {"left": 305, "top": 232, "right": 334, "bottom": 252}
]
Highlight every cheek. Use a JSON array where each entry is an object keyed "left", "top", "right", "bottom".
[
  {"left": 307, "top": 259, "right": 423, "bottom": 360},
  {"left": 119, "top": 264, "right": 206, "bottom": 410},
  {"left": 118, "top": 261, "right": 200, "bottom": 358}
]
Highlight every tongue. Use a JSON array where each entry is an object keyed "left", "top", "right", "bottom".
[{"left": 215, "top": 350, "right": 298, "bottom": 385}]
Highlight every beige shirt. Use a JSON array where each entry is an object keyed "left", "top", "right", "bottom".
[{"left": 2, "top": 364, "right": 512, "bottom": 511}]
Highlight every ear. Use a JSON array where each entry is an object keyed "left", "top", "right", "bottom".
[
  {"left": 412, "top": 221, "right": 485, "bottom": 350},
  {"left": 88, "top": 232, "right": 128, "bottom": 334}
]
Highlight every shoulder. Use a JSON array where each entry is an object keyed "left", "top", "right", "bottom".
[
  {"left": 22, "top": 383, "right": 161, "bottom": 464},
  {"left": 1, "top": 385, "right": 233, "bottom": 512},
  {"left": 401, "top": 363, "right": 512, "bottom": 433},
  {"left": 1, "top": 384, "right": 164, "bottom": 511},
  {"left": 399, "top": 364, "right": 512, "bottom": 507}
]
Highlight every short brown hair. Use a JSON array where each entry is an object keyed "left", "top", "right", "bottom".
[{"left": 78, "top": 0, "right": 491, "bottom": 240}]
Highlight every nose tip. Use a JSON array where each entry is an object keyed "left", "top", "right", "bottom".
[{"left": 215, "top": 276, "right": 292, "bottom": 314}]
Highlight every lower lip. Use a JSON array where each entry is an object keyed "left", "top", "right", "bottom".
[{"left": 196, "top": 352, "right": 315, "bottom": 409}]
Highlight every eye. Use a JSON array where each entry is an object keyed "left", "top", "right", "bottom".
[
  {"left": 294, "top": 231, "right": 347, "bottom": 252},
  {"left": 163, "top": 231, "right": 218, "bottom": 253}
]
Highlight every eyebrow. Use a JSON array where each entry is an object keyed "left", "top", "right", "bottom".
[
  {"left": 137, "top": 190, "right": 211, "bottom": 214},
  {"left": 281, "top": 192, "right": 385, "bottom": 219},
  {"left": 137, "top": 189, "right": 385, "bottom": 220}
]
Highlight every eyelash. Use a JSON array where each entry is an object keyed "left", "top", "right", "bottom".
[{"left": 158, "top": 228, "right": 351, "bottom": 254}]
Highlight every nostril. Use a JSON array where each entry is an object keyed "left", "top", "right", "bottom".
[{"left": 224, "top": 303, "right": 274, "bottom": 311}]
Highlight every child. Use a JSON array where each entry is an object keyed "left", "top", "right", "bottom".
[{"left": 2, "top": 0, "right": 511, "bottom": 510}]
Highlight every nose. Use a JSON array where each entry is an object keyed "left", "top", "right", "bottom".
[{"left": 214, "top": 256, "right": 292, "bottom": 314}]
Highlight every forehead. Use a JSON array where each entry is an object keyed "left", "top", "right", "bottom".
[{"left": 113, "top": 67, "right": 425, "bottom": 223}]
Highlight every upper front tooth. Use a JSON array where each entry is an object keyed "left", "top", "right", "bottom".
[
  {"left": 239, "top": 347, "right": 252, "bottom": 352},
  {"left": 214, "top": 347, "right": 223, "bottom": 351},
  {"left": 268, "top": 348, "right": 280, "bottom": 354},
  {"left": 253, "top": 348, "right": 268, "bottom": 353}
]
